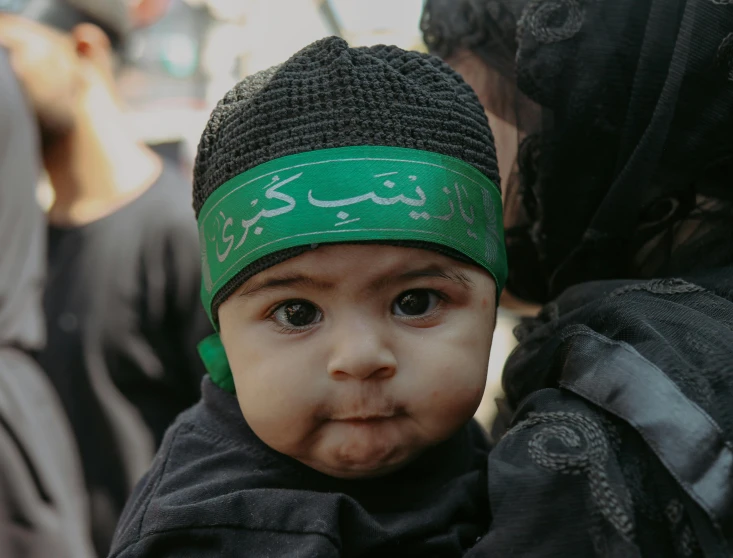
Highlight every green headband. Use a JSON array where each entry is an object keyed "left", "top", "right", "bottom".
[{"left": 197, "top": 145, "right": 506, "bottom": 392}]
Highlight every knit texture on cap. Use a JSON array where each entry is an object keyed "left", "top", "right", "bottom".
[{"left": 193, "top": 36, "right": 499, "bottom": 320}]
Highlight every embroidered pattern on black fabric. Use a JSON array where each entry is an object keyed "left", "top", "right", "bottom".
[
  {"left": 677, "top": 525, "right": 697, "bottom": 557},
  {"left": 510, "top": 411, "right": 636, "bottom": 542},
  {"left": 664, "top": 499, "right": 701, "bottom": 557},
  {"left": 509, "top": 411, "right": 634, "bottom": 541},
  {"left": 518, "top": 0, "right": 586, "bottom": 44},
  {"left": 665, "top": 499, "right": 684, "bottom": 526},
  {"left": 599, "top": 414, "right": 622, "bottom": 455},
  {"left": 609, "top": 278, "right": 706, "bottom": 297}
]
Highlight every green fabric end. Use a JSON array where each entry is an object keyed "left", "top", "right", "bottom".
[{"left": 197, "top": 333, "right": 236, "bottom": 394}]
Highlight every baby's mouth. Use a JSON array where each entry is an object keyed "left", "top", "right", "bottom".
[
  {"left": 330, "top": 410, "right": 405, "bottom": 423},
  {"left": 324, "top": 399, "right": 405, "bottom": 423},
  {"left": 332, "top": 414, "right": 393, "bottom": 422}
]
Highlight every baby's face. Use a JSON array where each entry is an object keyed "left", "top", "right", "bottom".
[{"left": 218, "top": 244, "right": 496, "bottom": 478}]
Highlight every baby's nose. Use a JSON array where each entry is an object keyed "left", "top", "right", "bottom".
[{"left": 326, "top": 318, "right": 397, "bottom": 381}]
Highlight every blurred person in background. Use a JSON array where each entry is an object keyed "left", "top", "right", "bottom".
[
  {"left": 0, "top": 45, "right": 93, "bottom": 558},
  {"left": 423, "top": 0, "right": 733, "bottom": 556},
  {"left": 0, "top": 0, "right": 212, "bottom": 554}
]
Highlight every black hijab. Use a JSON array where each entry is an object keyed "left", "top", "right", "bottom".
[{"left": 422, "top": 0, "right": 733, "bottom": 303}]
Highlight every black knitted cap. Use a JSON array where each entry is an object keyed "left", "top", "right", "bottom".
[{"left": 193, "top": 36, "right": 500, "bottom": 322}]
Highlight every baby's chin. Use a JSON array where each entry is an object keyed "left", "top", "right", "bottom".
[{"left": 298, "top": 418, "right": 427, "bottom": 479}]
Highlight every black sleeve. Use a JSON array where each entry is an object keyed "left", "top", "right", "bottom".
[{"left": 111, "top": 528, "right": 340, "bottom": 558}]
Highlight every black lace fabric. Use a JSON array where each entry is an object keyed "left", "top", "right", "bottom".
[{"left": 422, "top": 0, "right": 733, "bottom": 303}]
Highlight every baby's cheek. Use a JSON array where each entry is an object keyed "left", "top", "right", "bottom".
[
  {"left": 232, "top": 368, "right": 307, "bottom": 446},
  {"left": 241, "top": 393, "right": 315, "bottom": 456},
  {"left": 440, "top": 372, "right": 485, "bottom": 412},
  {"left": 413, "top": 364, "right": 485, "bottom": 438}
]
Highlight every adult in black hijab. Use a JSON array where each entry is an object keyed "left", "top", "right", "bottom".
[
  {"left": 423, "top": 0, "right": 733, "bottom": 303},
  {"left": 423, "top": 0, "right": 733, "bottom": 556}
]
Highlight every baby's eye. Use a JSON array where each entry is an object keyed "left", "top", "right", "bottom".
[
  {"left": 392, "top": 290, "right": 440, "bottom": 317},
  {"left": 272, "top": 300, "right": 323, "bottom": 328}
]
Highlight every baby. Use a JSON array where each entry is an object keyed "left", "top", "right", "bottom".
[{"left": 110, "top": 37, "right": 506, "bottom": 557}]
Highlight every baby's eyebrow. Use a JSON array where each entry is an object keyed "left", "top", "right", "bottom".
[
  {"left": 238, "top": 265, "right": 474, "bottom": 298},
  {"left": 369, "top": 265, "right": 475, "bottom": 292},
  {"left": 237, "top": 274, "right": 334, "bottom": 298},
  {"left": 398, "top": 267, "right": 475, "bottom": 288}
]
